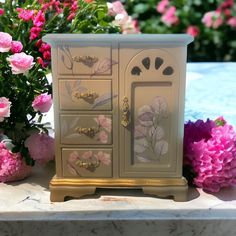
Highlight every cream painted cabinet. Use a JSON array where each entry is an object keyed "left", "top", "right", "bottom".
[{"left": 43, "top": 34, "right": 193, "bottom": 202}]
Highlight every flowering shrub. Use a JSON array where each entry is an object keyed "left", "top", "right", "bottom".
[
  {"left": 184, "top": 117, "right": 236, "bottom": 192},
  {"left": 121, "top": 0, "right": 236, "bottom": 61},
  {"left": 0, "top": 0, "right": 121, "bottom": 182}
]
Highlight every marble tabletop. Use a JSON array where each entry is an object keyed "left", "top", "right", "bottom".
[{"left": 1, "top": 63, "right": 236, "bottom": 236}]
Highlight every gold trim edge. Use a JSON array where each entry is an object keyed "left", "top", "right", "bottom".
[{"left": 50, "top": 177, "right": 188, "bottom": 187}]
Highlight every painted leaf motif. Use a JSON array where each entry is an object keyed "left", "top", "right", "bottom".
[
  {"left": 92, "top": 93, "right": 117, "bottom": 109},
  {"left": 60, "top": 47, "right": 73, "bottom": 70},
  {"left": 69, "top": 117, "right": 80, "bottom": 129},
  {"left": 92, "top": 59, "right": 118, "bottom": 75},
  {"left": 136, "top": 155, "right": 151, "bottom": 163},
  {"left": 151, "top": 96, "right": 168, "bottom": 121},
  {"left": 67, "top": 163, "right": 78, "bottom": 176},
  {"left": 148, "top": 126, "right": 164, "bottom": 141},
  {"left": 137, "top": 105, "right": 154, "bottom": 127},
  {"left": 65, "top": 81, "right": 72, "bottom": 95},
  {"left": 134, "top": 138, "right": 148, "bottom": 153},
  {"left": 65, "top": 133, "right": 82, "bottom": 139},
  {"left": 134, "top": 125, "right": 147, "bottom": 139},
  {"left": 154, "top": 140, "right": 168, "bottom": 157}
]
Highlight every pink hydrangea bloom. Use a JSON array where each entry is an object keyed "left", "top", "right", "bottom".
[
  {"left": 32, "top": 93, "right": 52, "bottom": 113},
  {"left": 24, "top": 133, "right": 55, "bottom": 165},
  {"left": 186, "top": 25, "right": 200, "bottom": 37},
  {"left": 7, "top": 52, "right": 35, "bottom": 74},
  {"left": 0, "top": 8, "right": 4, "bottom": 16},
  {"left": 156, "top": 0, "right": 169, "bottom": 13},
  {"left": 94, "top": 151, "right": 111, "bottom": 166},
  {"left": 161, "top": 6, "right": 179, "bottom": 26},
  {"left": 0, "top": 97, "right": 11, "bottom": 122},
  {"left": 0, "top": 143, "right": 31, "bottom": 183},
  {"left": 98, "top": 131, "right": 108, "bottom": 144},
  {"left": 202, "top": 11, "right": 223, "bottom": 29},
  {"left": 184, "top": 119, "right": 236, "bottom": 193},
  {"left": 94, "top": 115, "right": 112, "bottom": 132},
  {"left": 11, "top": 41, "right": 23, "bottom": 53},
  {"left": 107, "top": 1, "right": 127, "bottom": 16},
  {"left": 16, "top": 8, "right": 35, "bottom": 21},
  {"left": 227, "top": 17, "right": 236, "bottom": 28},
  {"left": 0, "top": 32, "right": 12, "bottom": 53}
]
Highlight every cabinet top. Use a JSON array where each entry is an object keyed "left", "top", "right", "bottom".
[{"left": 43, "top": 34, "right": 193, "bottom": 46}]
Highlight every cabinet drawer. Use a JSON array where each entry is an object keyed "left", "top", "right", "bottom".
[
  {"left": 59, "top": 79, "right": 113, "bottom": 111},
  {"left": 60, "top": 114, "right": 112, "bottom": 145},
  {"left": 58, "top": 44, "right": 112, "bottom": 75},
  {"left": 62, "top": 148, "right": 112, "bottom": 178}
]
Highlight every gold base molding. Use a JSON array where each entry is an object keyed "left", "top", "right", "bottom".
[{"left": 50, "top": 176, "right": 188, "bottom": 202}]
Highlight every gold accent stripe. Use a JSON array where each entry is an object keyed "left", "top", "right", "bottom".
[{"left": 50, "top": 177, "right": 187, "bottom": 187}]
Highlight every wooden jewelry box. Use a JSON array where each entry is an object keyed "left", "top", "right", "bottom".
[{"left": 43, "top": 34, "right": 193, "bottom": 202}]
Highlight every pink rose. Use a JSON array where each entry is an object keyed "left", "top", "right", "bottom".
[
  {"left": 0, "top": 97, "right": 11, "bottom": 122},
  {"left": 0, "top": 8, "right": 4, "bottom": 16},
  {"left": 24, "top": 133, "right": 55, "bottom": 165},
  {"left": 7, "top": 52, "right": 35, "bottom": 74},
  {"left": 227, "top": 17, "right": 236, "bottom": 28},
  {"left": 32, "top": 93, "right": 52, "bottom": 113},
  {"left": 11, "top": 41, "right": 23, "bottom": 53},
  {"left": 186, "top": 26, "right": 200, "bottom": 37},
  {"left": 202, "top": 11, "right": 223, "bottom": 29},
  {"left": 156, "top": 0, "right": 169, "bottom": 13},
  {"left": 82, "top": 151, "right": 93, "bottom": 160},
  {"left": 94, "top": 151, "right": 111, "bottom": 166},
  {"left": 161, "top": 6, "right": 179, "bottom": 26},
  {"left": 17, "top": 8, "right": 35, "bottom": 21},
  {"left": 0, "top": 32, "right": 12, "bottom": 52},
  {"left": 107, "top": 1, "right": 127, "bottom": 16},
  {"left": 98, "top": 131, "right": 108, "bottom": 144},
  {"left": 94, "top": 115, "right": 112, "bottom": 133}
]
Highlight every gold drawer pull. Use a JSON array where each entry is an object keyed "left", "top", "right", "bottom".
[
  {"left": 75, "top": 127, "right": 99, "bottom": 138},
  {"left": 72, "top": 55, "right": 99, "bottom": 68},
  {"left": 76, "top": 160, "right": 100, "bottom": 169},
  {"left": 121, "top": 96, "right": 130, "bottom": 127},
  {"left": 72, "top": 91, "right": 99, "bottom": 104}
]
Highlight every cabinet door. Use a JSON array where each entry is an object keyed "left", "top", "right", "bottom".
[{"left": 119, "top": 48, "right": 182, "bottom": 178}]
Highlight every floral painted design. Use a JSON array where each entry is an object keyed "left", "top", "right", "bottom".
[
  {"left": 134, "top": 96, "right": 169, "bottom": 162},
  {"left": 67, "top": 150, "right": 111, "bottom": 176}
]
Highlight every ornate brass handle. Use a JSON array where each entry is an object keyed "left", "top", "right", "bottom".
[
  {"left": 76, "top": 160, "right": 100, "bottom": 169},
  {"left": 72, "top": 91, "right": 99, "bottom": 104},
  {"left": 75, "top": 127, "right": 99, "bottom": 138},
  {"left": 121, "top": 96, "right": 130, "bottom": 127},
  {"left": 72, "top": 55, "right": 99, "bottom": 68}
]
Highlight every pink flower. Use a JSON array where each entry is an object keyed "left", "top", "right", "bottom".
[
  {"left": 94, "top": 151, "right": 111, "bottom": 166},
  {"left": 161, "top": 6, "right": 179, "bottom": 26},
  {"left": 82, "top": 151, "right": 93, "bottom": 160},
  {"left": 0, "top": 142, "right": 31, "bottom": 183},
  {"left": 0, "top": 97, "right": 11, "bottom": 122},
  {"left": 67, "top": 13, "right": 76, "bottom": 21},
  {"left": 32, "top": 93, "right": 52, "bottom": 113},
  {"left": 68, "top": 151, "right": 78, "bottom": 163},
  {"left": 0, "top": 8, "right": 4, "bottom": 16},
  {"left": 202, "top": 11, "right": 223, "bottom": 29},
  {"left": 7, "top": 52, "right": 35, "bottom": 74},
  {"left": 107, "top": 1, "right": 127, "bottom": 16},
  {"left": 227, "top": 17, "right": 236, "bottom": 28},
  {"left": 11, "top": 41, "right": 23, "bottom": 53},
  {"left": 30, "top": 27, "right": 42, "bottom": 40},
  {"left": 186, "top": 26, "right": 200, "bottom": 37},
  {"left": 94, "top": 115, "right": 112, "bottom": 132},
  {"left": 16, "top": 8, "right": 35, "bottom": 21},
  {"left": 24, "top": 133, "right": 55, "bottom": 165},
  {"left": 0, "top": 32, "right": 12, "bottom": 53},
  {"left": 33, "top": 10, "right": 45, "bottom": 27},
  {"left": 98, "top": 131, "right": 108, "bottom": 144},
  {"left": 156, "top": 0, "right": 169, "bottom": 13}
]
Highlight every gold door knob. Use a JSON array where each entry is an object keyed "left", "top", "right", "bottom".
[
  {"left": 121, "top": 96, "right": 130, "bottom": 127},
  {"left": 72, "top": 90, "right": 99, "bottom": 104}
]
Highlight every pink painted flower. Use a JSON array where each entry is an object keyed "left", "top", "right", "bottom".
[
  {"left": 0, "top": 32, "right": 12, "bottom": 53},
  {"left": 186, "top": 26, "right": 200, "bottom": 37},
  {"left": 0, "top": 97, "right": 11, "bottom": 122},
  {"left": 98, "top": 131, "right": 108, "bottom": 144},
  {"left": 33, "top": 10, "right": 45, "bottom": 27},
  {"left": 82, "top": 151, "right": 93, "bottom": 160},
  {"left": 11, "top": 41, "right": 23, "bottom": 53},
  {"left": 161, "top": 6, "right": 179, "bottom": 26},
  {"left": 94, "top": 115, "right": 112, "bottom": 132},
  {"left": 32, "top": 93, "right": 52, "bottom": 113},
  {"left": 7, "top": 52, "right": 35, "bottom": 74},
  {"left": 16, "top": 8, "right": 35, "bottom": 21},
  {"left": 30, "top": 27, "right": 42, "bottom": 41},
  {"left": 94, "top": 151, "right": 111, "bottom": 166},
  {"left": 68, "top": 151, "right": 78, "bottom": 163},
  {"left": 107, "top": 1, "right": 127, "bottom": 16},
  {"left": 156, "top": 0, "right": 169, "bottom": 13},
  {"left": 0, "top": 8, "right": 4, "bottom": 16},
  {"left": 0, "top": 142, "right": 31, "bottom": 183},
  {"left": 24, "top": 133, "right": 55, "bottom": 165},
  {"left": 202, "top": 11, "right": 223, "bottom": 29},
  {"left": 227, "top": 17, "right": 236, "bottom": 28}
]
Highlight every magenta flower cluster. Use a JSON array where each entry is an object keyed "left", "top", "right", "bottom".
[{"left": 184, "top": 118, "right": 236, "bottom": 193}]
